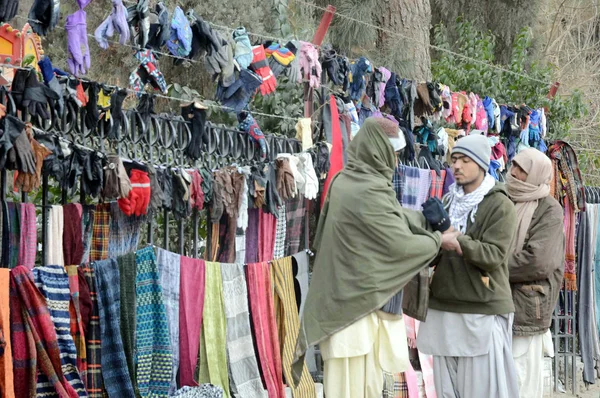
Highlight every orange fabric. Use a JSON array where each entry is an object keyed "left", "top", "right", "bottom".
[{"left": 0, "top": 269, "right": 14, "bottom": 398}]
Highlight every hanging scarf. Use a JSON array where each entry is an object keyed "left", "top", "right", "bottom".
[
  {"left": 246, "top": 262, "right": 284, "bottom": 398},
  {"left": 94, "top": 259, "right": 136, "bottom": 397},
  {"left": 506, "top": 149, "right": 552, "bottom": 252},
  {"left": 273, "top": 204, "right": 287, "bottom": 259},
  {"left": 198, "top": 262, "right": 230, "bottom": 397},
  {"left": 47, "top": 205, "right": 65, "bottom": 266},
  {"left": 18, "top": 203, "right": 36, "bottom": 269},
  {"left": 564, "top": 196, "right": 577, "bottom": 291},
  {"left": 157, "top": 248, "right": 181, "bottom": 395},
  {"left": 80, "top": 262, "right": 104, "bottom": 397},
  {"left": 446, "top": 174, "right": 496, "bottom": 233},
  {"left": 65, "top": 265, "right": 87, "bottom": 384},
  {"left": 135, "top": 247, "right": 173, "bottom": 397},
  {"left": 220, "top": 263, "right": 267, "bottom": 397},
  {"left": 0, "top": 269, "right": 13, "bottom": 398},
  {"left": 117, "top": 253, "right": 138, "bottom": 395},
  {"left": 11, "top": 266, "right": 80, "bottom": 398},
  {"left": 63, "top": 204, "right": 84, "bottom": 266},
  {"left": 80, "top": 205, "right": 95, "bottom": 264},
  {"left": 5, "top": 202, "right": 20, "bottom": 268},
  {"left": 90, "top": 203, "right": 110, "bottom": 262},
  {"left": 258, "top": 210, "right": 276, "bottom": 262},
  {"left": 245, "top": 209, "right": 260, "bottom": 264},
  {"left": 179, "top": 256, "right": 205, "bottom": 387},
  {"left": 108, "top": 202, "right": 144, "bottom": 257}
]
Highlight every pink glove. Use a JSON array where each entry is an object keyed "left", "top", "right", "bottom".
[{"left": 297, "top": 42, "right": 321, "bottom": 88}]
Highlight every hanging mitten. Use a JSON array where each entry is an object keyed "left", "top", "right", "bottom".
[
  {"left": 28, "top": 0, "right": 60, "bottom": 36},
  {"left": 237, "top": 112, "right": 267, "bottom": 160},
  {"left": 483, "top": 96, "right": 495, "bottom": 131},
  {"left": 127, "top": 0, "right": 150, "bottom": 48},
  {"left": 166, "top": 6, "right": 192, "bottom": 57},
  {"left": 66, "top": 10, "right": 91, "bottom": 75},
  {"left": 275, "top": 157, "right": 295, "bottom": 200},
  {"left": 172, "top": 169, "right": 192, "bottom": 220},
  {"left": 266, "top": 42, "right": 296, "bottom": 78},
  {"left": 146, "top": 2, "right": 169, "bottom": 50},
  {"left": 233, "top": 27, "right": 253, "bottom": 69},
  {"left": 6, "top": 118, "right": 35, "bottom": 174},
  {"left": 298, "top": 41, "right": 321, "bottom": 89},
  {"left": 297, "top": 152, "right": 318, "bottom": 200},
  {"left": 217, "top": 68, "right": 262, "bottom": 113},
  {"left": 107, "top": 89, "right": 127, "bottom": 140},
  {"left": 422, "top": 198, "right": 451, "bottom": 232},
  {"left": 103, "top": 154, "right": 132, "bottom": 200},
  {"left": 0, "top": 0, "right": 19, "bottom": 23},
  {"left": 22, "top": 70, "right": 59, "bottom": 120},
  {"left": 181, "top": 102, "right": 207, "bottom": 161},
  {"left": 84, "top": 82, "right": 99, "bottom": 133},
  {"left": 118, "top": 168, "right": 150, "bottom": 216},
  {"left": 147, "top": 166, "right": 163, "bottom": 214},
  {"left": 38, "top": 57, "right": 64, "bottom": 115},
  {"left": 94, "top": 0, "right": 130, "bottom": 50},
  {"left": 277, "top": 154, "right": 302, "bottom": 198},
  {"left": 15, "top": 124, "right": 52, "bottom": 192},
  {"left": 249, "top": 45, "right": 277, "bottom": 95},
  {"left": 158, "top": 167, "right": 173, "bottom": 210}
]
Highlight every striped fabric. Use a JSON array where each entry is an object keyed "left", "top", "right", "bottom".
[
  {"left": 109, "top": 203, "right": 145, "bottom": 257},
  {"left": 0, "top": 269, "right": 14, "bottom": 398},
  {"left": 18, "top": 203, "right": 36, "bottom": 269},
  {"left": 220, "top": 263, "right": 267, "bottom": 397},
  {"left": 90, "top": 204, "right": 110, "bottom": 262},
  {"left": 118, "top": 253, "right": 138, "bottom": 395},
  {"left": 284, "top": 195, "right": 306, "bottom": 257},
  {"left": 382, "top": 372, "right": 409, "bottom": 398},
  {"left": 156, "top": 248, "right": 181, "bottom": 395},
  {"left": 33, "top": 266, "right": 87, "bottom": 397},
  {"left": 135, "top": 247, "right": 173, "bottom": 397},
  {"left": 198, "top": 262, "right": 230, "bottom": 397},
  {"left": 402, "top": 167, "right": 421, "bottom": 210},
  {"left": 271, "top": 257, "right": 316, "bottom": 397},
  {"left": 273, "top": 204, "right": 286, "bottom": 259},
  {"left": 65, "top": 265, "right": 87, "bottom": 384},
  {"left": 392, "top": 166, "right": 406, "bottom": 204},
  {"left": 81, "top": 263, "right": 104, "bottom": 397},
  {"left": 246, "top": 262, "right": 284, "bottom": 398},
  {"left": 80, "top": 205, "right": 96, "bottom": 265},
  {"left": 428, "top": 170, "right": 446, "bottom": 200},
  {"left": 94, "top": 258, "right": 136, "bottom": 397},
  {"left": 416, "top": 169, "right": 433, "bottom": 208},
  {"left": 5, "top": 202, "right": 20, "bottom": 268}
]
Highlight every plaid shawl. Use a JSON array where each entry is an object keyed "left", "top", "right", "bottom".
[
  {"left": 63, "top": 204, "right": 83, "bottom": 267},
  {"left": 4, "top": 202, "right": 20, "bottom": 268},
  {"left": 81, "top": 262, "right": 104, "bottom": 396},
  {"left": 285, "top": 195, "right": 306, "bottom": 256},
  {"left": 156, "top": 248, "right": 181, "bottom": 395},
  {"left": 392, "top": 166, "right": 406, "bottom": 204},
  {"left": 382, "top": 372, "right": 409, "bottom": 398},
  {"left": 94, "top": 258, "right": 135, "bottom": 397},
  {"left": 402, "top": 167, "right": 421, "bottom": 210},
  {"left": 429, "top": 169, "right": 446, "bottom": 200},
  {"left": 108, "top": 203, "right": 145, "bottom": 257},
  {"left": 10, "top": 266, "right": 79, "bottom": 398},
  {"left": 198, "top": 262, "right": 229, "bottom": 397},
  {"left": 135, "top": 247, "right": 173, "bottom": 397},
  {"left": 245, "top": 209, "right": 260, "bottom": 264},
  {"left": 65, "top": 266, "right": 87, "bottom": 384},
  {"left": 0, "top": 269, "right": 14, "bottom": 398},
  {"left": 80, "top": 205, "right": 95, "bottom": 265},
  {"left": 33, "top": 266, "right": 87, "bottom": 397},
  {"left": 273, "top": 204, "right": 286, "bottom": 260},
  {"left": 18, "top": 203, "right": 36, "bottom": 269},
  {"left": 246, "top": 262, "right": 284, "bottom": 398},
  {"left": 179, "top": 256, "right": 205, "bottom": 387},
  {"left": 117, "top": 253, "right": 138, "bottom": 395},
  {"left": 220, "top": 263, "right": 267, "bottom": 397},
  {"left": 90, "top": 204, "right": 110, "bottom": 262}
]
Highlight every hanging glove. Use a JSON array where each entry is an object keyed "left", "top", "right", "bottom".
[
  {"left": 129, "top": 49, "right": 167, "bottom": 95},
  {"left": 199, "top": 168, "right": 212, "bottom": 205},
  {"left": 127, "top": 0, "right": 150, "bottom": 48},
  {"left": 28, "top": 0, "right": 60, "bottom": 36},
  {"left": 278, "top": 154, "right": 302, "bottom": 197},
  {"left": 158, "top": 168, "right": 173, "bottom": 210},
  {"left": 276, "top": 157, "right": 296, "bottom": 200},
  {"left": 7, "top": 128, "right": 36, "bottom": 175},
  {"left": 349, "top": 56, "right": 371, "bottom": 100},
  {"left": 103, "top": 154, "right": 132, "bottom": 200},
  {"left": 0, "top": 0, "right": 19, "bottom": 22},
  {"left": 421, "top": 198, "right": 451, "bottom": 232},
  {"left": 189, "top": 169, "right": 204, "bottom": 210},
  {"left": 0, "top": 117, "right": 22, "bottom": 171},
  {"left": 172, "top": 169, "right": 192, "bottom": 220},
  {"left": 107, "top": 89, "right": 128, "bottom": 140},
  {"left": 81, "top": 150, "right": 105, "bottom": 198},
  {"left": 15, "top": 124, "right": 52, "bottom": 192},
  {"left": 64, "top": 78, "right": 88, "bottom": 108},
  {"left": 166, "top": 6, "right": 192, "bottom": 57},
  {"left": 118, "top": 168, "right": 151, "bottom": 216},
  {"left": 147, "top": 166, "right": 163, "bottom": 214},
  {"left": 249, "top": 45, "right": 277, "bottom": 95},
  {"left": 84, "top": 82, "right": 99, "bottom": 133},
  {"left": 182, "top": 102, "right": 207, "bottom": 161},
  {"left": 217, "top": 68, "right": 262, "bottom": 113},
  {"left": 266, "top": 42, "right": 297, "bottom": 78},
  {"left": 297, "top": 152, "right": 318, "bottom": 200},
  {"left": 298, "top": 41, "right": 321, "bottom": 88},
  {"left": 38, "top": 57, "right": 64, "bottom": 115},
  {"left": 66, "top": 10, "right": 91, "bottom": 75},
  {"left": 233, "top": 27, "right": 253, "bottom": 69},
  {"left": 146, "top": 2, "right": 169, "bottom": 50},
  {"left": 320, "top": 45, "right": 340, "bottom": 85},
  {"left": 237, "top": 112, "right": 267, "bottom": 160},
  {"left": 94, "top": 0, "right": 130, "bottom": 50}
]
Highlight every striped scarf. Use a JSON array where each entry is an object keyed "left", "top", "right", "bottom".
[
  {"left": 33, "top": 266, "right": 87, "bottom": 397},
  {"left": 220, "top": 263, "right": 267, "bottom": 397},
  {"left": 94, "top": 259, "right": 135, "bottom": 397},
  {"left": 273, "top": 204, "right": 287, "bottom": 260},
  {"left": 109, "top": 202, "right": 144, "bottom": 257},
  {"left": 198, "top": 262, "right": 230, "bottom": 397},
  {"left": 4, "top": 202, "right": 20, "bottom": 268},
  {"left": 81, "top": 262, "right": 104, "bottom": 397},
  {"left": 117, "top": 253, "right": 138, "bottom": 395},
  {"left": 90, "top": 204, "right": 110, "bottom": 262},
  {"left": 18, "top": 203, "right": 36, "bottom": 269},
  {"left": 285, "top": 195, "right": 306, "bottom": 256},
  {"left": 65, "top": 265, "right": 87, "bottom": 384},
  {"left": 135, "top": 247, "right": 173, "bottom": 397},
  {"left": 80, "top": 205, "right": 95, "bottom": 264},
  {"left": 0, "top": 269, "right": 14, "bottom": 398},
  {"left": 10, "top": 266, "right": 79, "bottom": 398}
]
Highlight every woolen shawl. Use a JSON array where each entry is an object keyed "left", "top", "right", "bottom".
[{"left": 292, "top": 118, "right": 442, "bottom": 383}]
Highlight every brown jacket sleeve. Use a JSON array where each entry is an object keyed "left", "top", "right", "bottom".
[{"left": 509, "top": 198, "right": 565, "bottom": 284}]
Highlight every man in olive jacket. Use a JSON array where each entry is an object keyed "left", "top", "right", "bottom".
[
  {"left": 417, "top": 134, "right": 519, "bottom": 398},
  {"left": 506, "top": 149, "right": 565, "bottom": 398}
]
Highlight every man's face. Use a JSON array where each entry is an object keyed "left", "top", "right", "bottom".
[
  {"left": 451, "top": 154, "right": 482, "bottom": 186},
  {"left": 510, "top": 163, "right": 528, "bottom": 182}
]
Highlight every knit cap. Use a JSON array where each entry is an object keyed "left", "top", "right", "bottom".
[{"left": 452, "top": 134, "right": 491, "bottom": 172}]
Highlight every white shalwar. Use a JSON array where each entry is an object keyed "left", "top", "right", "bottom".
[{"left": 513, "top": 330, "right": 554, "bottom": 398}]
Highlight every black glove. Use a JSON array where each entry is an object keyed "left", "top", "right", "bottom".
[
  {"left": 321, "top": 45, "right": 341, "bottom": 85},
  {"left": 0, "top": 116, "right": 26, "bottom": 171},
  {"left": 82, "top": 150, "right": 104, "bottom": 198},
  {"left": 146, "top": 2, "right": 169, "bottom": 50},
  {"left": 11, "top": 69, "right": 28, "bottom": 109},
  {"left": 28, "top": 0, "right": 60, "bottom": 36},
  {"left": 422, "top": 198, "right": 451, "bottom": 232},
  {"left": 22, "top": 70, "right": 60, "bottom": 119},
  {"left": 84, "top": 82, "right": 99, "bottom": 133},
  {"left": 137, "top": 93, "right": 155, "bottom": 125},
  {"left": 0, "top": 0, "right": 19, "bottom": 26},
  {"left": 172, "top": 169, "right": 191, "bottom": 220},
  {"left": 7, "top": 125, "right": 36, "bottom": 174},
  {"left": 158, "top": 167, "right": 173, "bottom": 210},
  {"left": 182, "top": 102, "right": 207, "bottom": 161},
  {"left": 107, "top": 89, "right": 128, "bottom": 140},
  {"left": 127, "top": 0, "right": 150, "bottom": 48},
  {"left": 147, "top": 165, "right": 163, "bottom": 215},
  {"left": 265, "top": 163, "right": 281, "bottom": 217}
]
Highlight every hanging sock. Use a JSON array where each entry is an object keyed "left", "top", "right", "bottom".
[
  {"left": 33, "top": 265, "right": 87, "bottom": 397},
  {"left": 198, "top": 262, "right": 230, "bottom": 397},
  {"left": 17, "top": 203, "right": 35, "bottom": 269},
  {"left": 117, "top": 253, "right": 138, "bottom": 396},
  {"left": 179, "top": 256, "right": 205, "bottom": 387},
  {"left": 157, "top": 248, "right": 181, "bottom": 395},
  {"left": 0, "top": 269, "right": 13, "bottom": 398},
  {"left": 94, "top": 258, "right": 136, "bottom": 397},
  {"left": 81, "top": 260, "right": 105, "bottom": 397},
  {"left": 65, "top": 265, "right": 87, "bottom": 383}
]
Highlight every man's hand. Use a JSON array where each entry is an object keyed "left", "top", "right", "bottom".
[{"left": 441, "top": 230, "right": 462, "bottom": 255}]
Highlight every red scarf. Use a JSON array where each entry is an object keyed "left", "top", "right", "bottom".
[{"left": 321, "top": 95, "right": 344, "bottom": 209}]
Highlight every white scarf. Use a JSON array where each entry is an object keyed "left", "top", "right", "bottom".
[{"left": 445, "top": 174, "right": 496, "bottom": 233}]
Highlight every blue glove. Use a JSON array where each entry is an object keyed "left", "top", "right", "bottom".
[
  {"left": 166, "top": 6, "right": 192, "bottom": 57},
  {"left": 233, "top": 27, "right": 253, "bottom": 69}
]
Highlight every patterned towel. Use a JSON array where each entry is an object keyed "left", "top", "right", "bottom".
[
  {"left": 285, "top": 195, "right": 306, "bottom": 257},
  {"left": 0, "top": 269, "right": 14, "bottom": 398},
  {"left": 246, "top": 262, "right": 284, "bottom": 398},
  {"left": 18, "top": 203, "right": 36, "bottom": 269},
  {"left": 156, "top": 248, "right": 181, "bottom": 395},
  {"left": 90, "top": 204, "right": 110, "bottom": 262},
  {"left": 118, "top": 253, "right": 138, "bottom": 395},
  {"left": 272, "top": 257, "right": 316, "bottom": 397},
  {"left": 273, "top": 204, "right": 286, "bottom": 259},
  {"left": 109, "top": 203, "right": 145, "bottom": 257},
  {"left": 94, "top": 258, "right": 135, "bottom": 397},
  {"left": 220, "top": 263, "right": 268, "bottom": 397},
  {"left": 135, "top": 247, "right": 173, "bottom": 397},
  {"left": 33, "top": 265, "right": 87, "bottom": 397},
  {"left": 179, "top": 256, "right": 205, "bottom": 387},
  {"left": 65, "top": 265, "right": 87, "bottom": 384},
  {"left": 47, "top": 205, "right": 64, "bottom": 266},
  {"left": 10, "top": 266, "right": 79, "bottom": 398},
  {"left": 198, "top": 262, "right": 230, "bottom": 397}
]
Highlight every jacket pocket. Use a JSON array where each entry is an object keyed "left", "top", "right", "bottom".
[{"left": 518, "top": 284, "right": 547, "bottom": 320}]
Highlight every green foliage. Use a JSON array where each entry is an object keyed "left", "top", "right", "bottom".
[{"left": 432, "top": 19, "right": 587, "bottom": 138}]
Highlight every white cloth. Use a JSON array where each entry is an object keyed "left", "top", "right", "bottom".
[
  {"left": 237, "top": 166, "right": 250, "bottom": 230},
  {"left": 445, "top": 174, "right": 496, "bottom": 233},
  {"left": 298, "top": 153, "right": 319, "bottom": 200},
  {"left": 437, "top": 127, "right": 449, "bottom": 157},
  {"left": 295, "top": 118, "right": 313, "bottom": 151},
  {"left": 492, "top": 99, "right": 501, "bottom": 134},
  {"left": 321, "top": 311, "right": 409, "bottom": 398},
  {"left": 47, "top": 205, "right": 64, "bottom": 266},
  {"left": 513, "top": 334, "right": 544, "bottom": 398}
]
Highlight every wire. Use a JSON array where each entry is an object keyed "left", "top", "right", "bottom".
[{"left": 291, "top": 0, "right": 551, "bottom": 86}]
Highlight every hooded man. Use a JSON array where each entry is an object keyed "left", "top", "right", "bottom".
[
  {"left": 417, "top": 134, "right": 519, "bottom": 398},
  {"left": 506, "top": 149, "right": 564, "bottom": 398},
  {"left": 292, "top": 118, "right": 457, "bottom": 397}
]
